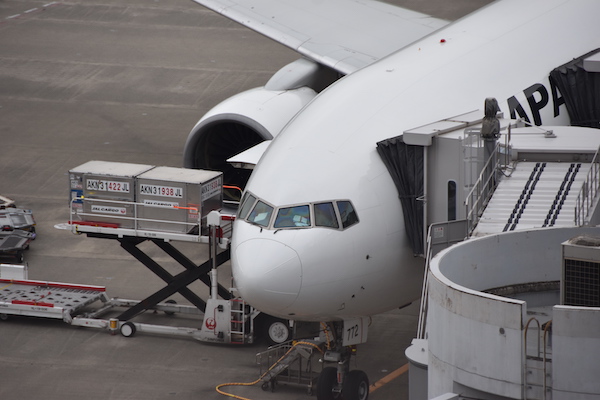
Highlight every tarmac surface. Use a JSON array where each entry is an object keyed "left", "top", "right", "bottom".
[{"left": 0, "top": 1, "right": 490, "bottom": 399}]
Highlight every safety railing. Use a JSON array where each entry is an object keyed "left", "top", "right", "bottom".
[
  {"left": 256, "top": 341, "right": 321, "bottom": 394},
  {"left": 464, "top": 121, "right": 521, "bottom": 236},
  {"left": 68, "top": 197, "right": 233, "bottom": 243},
  {"left": 465, "top": 141, "right": 502, "bottom": 236},
  {"left": 575, "top": 145, "right": 600, "bottom": 226},
  {"left": 416, "top": 225, "right": 434, "bottom": 340},
  {"left": 223, "top": 185, "right": 243, "bottom": 209},
  {"left": 70, "top": 196, "right": 199, "bottom": 229},
  {"left": 417, "top": 220, "right": 468, "bottom": 339}
]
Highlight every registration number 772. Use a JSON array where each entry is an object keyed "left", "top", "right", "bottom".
[{"left": 342, "top": 317, "right": 369, "bottom": 346}]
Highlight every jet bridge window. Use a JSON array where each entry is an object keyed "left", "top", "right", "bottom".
[
  {"left": 274, "top": 205, "right": 310, "bottom": 228},
  {"left": 247, "top": 200, "right": 273, "bottom": 227},
  {"left": 448, "top": 181, "right": 457, "bottom": 221}
]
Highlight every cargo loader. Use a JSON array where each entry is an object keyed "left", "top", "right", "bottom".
[{"left": 0, "top": 161, "right": 293, "bottom": 345}]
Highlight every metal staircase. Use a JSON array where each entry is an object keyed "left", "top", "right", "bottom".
[
  {"left": 472, "top": 162, "right": 588, "bottom": 236},
  {"left": 256, "top": 340, "right": 323, "bottom": 394}
]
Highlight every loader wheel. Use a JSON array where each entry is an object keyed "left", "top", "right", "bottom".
[
  {"left": 164, "top": 299, "right": 177, "bottom": 316},
  {"left": 120, "top": 321, "right": 136, "bottom": 337}
]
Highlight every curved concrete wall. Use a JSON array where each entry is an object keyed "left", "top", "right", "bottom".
[
  {"left": 427, "top": 227, "right": 600, "bottom": 399},
  {"left": 552, "top": 305, "right": 600, "bottom": 400}
]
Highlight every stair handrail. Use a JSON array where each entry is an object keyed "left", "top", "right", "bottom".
[
  {"left": 575, "top": 145, "right": 600, "bottom": 226},
  {"left": 465, "top": 141, "right": 501, "bottom": 236},
  {"left": 416, "top": 225, "right": 434, "bottom": 339}
]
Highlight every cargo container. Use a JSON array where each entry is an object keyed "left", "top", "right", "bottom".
[
  {"left": 69, "top": 161, "right": 154, "bottom": 228},
  {"left": 136, "top": 167, "right": 223, "bottom": 234}
]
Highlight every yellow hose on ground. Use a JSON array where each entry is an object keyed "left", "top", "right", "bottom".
[{"left": 216, "top": 341, "right": 323, "bottom": 400}]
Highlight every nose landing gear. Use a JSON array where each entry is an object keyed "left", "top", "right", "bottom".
[{"left": 316, "top": 322, "right": 370, "bottom": 400}]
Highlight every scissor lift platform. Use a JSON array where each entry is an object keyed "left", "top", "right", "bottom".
[{"left": 55, "top": 203, "right": 257, "bottom": 344}]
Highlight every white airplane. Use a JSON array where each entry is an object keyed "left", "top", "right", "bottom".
[{"left": 183, "top": 0, "right": 600, "bottom": 398}]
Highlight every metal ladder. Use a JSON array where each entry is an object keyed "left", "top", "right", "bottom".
[
  {"left": 230, "top": 298, "right": 248, "bottom": 344},
  {"left": 524, "top": 317, "right": 553, "bottom": 400}
]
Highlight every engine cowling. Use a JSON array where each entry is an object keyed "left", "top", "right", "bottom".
[
  {"left": 183, "top": 86, "right": 317, "bottom": 194},
  {"left": 183, "top": 58, "right": 342, "bottom": 199}
]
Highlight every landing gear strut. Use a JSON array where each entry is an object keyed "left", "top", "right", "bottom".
[{"left": 316, "top": 322, "right": 369, "bottom": 400}]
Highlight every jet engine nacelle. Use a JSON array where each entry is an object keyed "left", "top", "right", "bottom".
[
  {"left": 182, "top": 85, "right": 317, "bottom": 191},
  {"left": 183, "top": 58, "right": 341, "bottom": 192}
]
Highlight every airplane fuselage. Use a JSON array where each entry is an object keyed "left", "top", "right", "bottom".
[{"left": 230, "top": 0, "right": 600, "bottom": 322}]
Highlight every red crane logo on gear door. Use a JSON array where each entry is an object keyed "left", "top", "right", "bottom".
[{"left": 205, "top": 317, "right": 216, "bottom": 330}]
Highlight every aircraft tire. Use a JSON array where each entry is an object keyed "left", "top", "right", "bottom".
[
  {"left": 316, "top": 367, "right": 341, "bottom": 400},
  {"left": 342, "top": 370, "right": 369, "bottom": 400},
  {"left": 263, "top": 316, "right": 290, "bottom": 345}
]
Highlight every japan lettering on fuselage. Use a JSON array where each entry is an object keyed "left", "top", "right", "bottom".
[{"left": 501, "top": 76, "right": 567, "bottom": 126}]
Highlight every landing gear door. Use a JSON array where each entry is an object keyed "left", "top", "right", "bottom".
[{"left": 342, "top": 317, "right": 369, "bottom": 346}]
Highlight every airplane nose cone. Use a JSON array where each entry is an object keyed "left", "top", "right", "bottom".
[{"left": 232, "top": 238, "right": 302, "bottom": 313}]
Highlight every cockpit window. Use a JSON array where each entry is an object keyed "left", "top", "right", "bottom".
[
  {"left": 238, "top": 193, "right": 256, "bottom": 220},
  {"left": 274, "top": 205, "right": 311, "bottom": 228},
  {"left": 337, "top": 201, "right": 359, "bottom": 228},
  {"left": 314, "top": 202, "right": 339, "bottom": 228},
  {"left": 247, "top": 200, "right": 273, "bottom": 227},
  {"left": 239, "top": 193, "right": 358, "bottom": 231}
]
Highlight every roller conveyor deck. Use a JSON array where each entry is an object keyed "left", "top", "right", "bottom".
[{"left": 0, "top": 278, "right": 108, "bottom": 321}]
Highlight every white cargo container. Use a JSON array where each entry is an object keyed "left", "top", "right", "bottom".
[
  {"left": 69, "top": 161, "right": 154, "bottom": 228},
  {"left": 136, "top": 167, "right": 223, "bottom": 234}
]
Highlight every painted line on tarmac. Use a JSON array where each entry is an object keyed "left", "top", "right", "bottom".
[
  {"left": 369, "top": 363, "right": 409, "bottom": 393},
  {"left": 3, "top": 2, "right": 60, "bottom": 22}
]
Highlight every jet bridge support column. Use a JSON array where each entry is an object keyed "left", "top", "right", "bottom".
[{"left": 114, "top": 237, "right": 231, "bottom": 321}]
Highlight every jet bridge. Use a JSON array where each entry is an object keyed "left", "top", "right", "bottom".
[
  {"left": 397, "top": 112, "right": 600, "bottom": 384},
  {"left": 377, "top": 107, "right": 600, "bottom": 258}
]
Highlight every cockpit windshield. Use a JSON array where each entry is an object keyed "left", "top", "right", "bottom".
[
  {"left": 274, "top": 205, "right": 310, "bottom": 228},
  {"left": 314, "top": 202, "right": 338, "bottom": 228},
  {"left": 238, "top": 192, "right": 358, "bottom": 231},
  {"left": 238, "top": 193, "right": 256, "bottom": 220},
  {"left": 337, "top": 200, "right": 359, "bottom": 228},
  {"left": 247, "top": 200, "right": 273, "bottom": 227}
]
